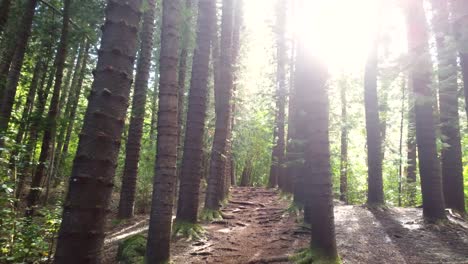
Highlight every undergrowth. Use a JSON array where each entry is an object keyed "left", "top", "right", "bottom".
[
  {"left": 172, "top": 220, "right": 205, "bottom": 241},
  {"left": 290, "top": 248, "right": 341, "bottom": 264},
  {"left": 199, "top": 209, "right": 222, "bottom": 222}
]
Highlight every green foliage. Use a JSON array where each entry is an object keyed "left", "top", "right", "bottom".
[
  {"left": 117, "top": 234, "right": 147, "bottom": 264},
  {"left": 199, "top": 209, "right": 222, "bottom": 222},
  {"left": 0, "top": 177, "right": 61, "bottom": 264},
  {"left": 172, "top": 220, "right": 205, "bottom": 241}
]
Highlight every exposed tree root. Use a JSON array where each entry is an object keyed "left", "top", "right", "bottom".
[{"left": 172, "top": 220, "right": 205, "bottom": 241}]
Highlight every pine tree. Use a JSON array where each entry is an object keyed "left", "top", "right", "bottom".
[
  {"left": 118, "top": 0, "right": 157, "bottom": 219},
  {"left": 404, "top": 0, "right": 446, "bottom": 222},
  {"left": 145, "top": 0, "right": 182, "bottom": 262},
  {"left": 176, "top": 0, "right": 216, "bottom": 224},
  {"left": 54, "top": 0, "right": 142, "bottom": 262}
]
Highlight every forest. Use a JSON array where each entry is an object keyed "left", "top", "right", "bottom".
[{"left": 0, "top": 0, "right": 467, "bottom": 263}]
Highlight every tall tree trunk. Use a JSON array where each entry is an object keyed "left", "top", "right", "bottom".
[
  {"left": 0, "top": 0, "right": 39, "bottom": 137},
  {"left": 450, "top": 0, "right": 468, "bottom": 121},
  {"left": 398, "top": 78, "right": 406, "bottom": 207},
  {"left": 53, "top": 0, "right": 142, "bottom": 262},
  {"left": 286, "top": 13, "right": 297, "bottom": 195},
  {"left": 406, "top": 80, "right": 417, "bottom": 206},
  {"left": 405, "top": 0, "right": 446, "bottom": 222},
  {"left": 295, "top": 21, "right": 338, "bottom": 259},
  {"left": 177, "top": 0, "right": 194, "bottom": 168},
  {"left": 431, "top": 0, "right": 466, "bottom": 214},
  {"left": 176, "top": 0, "right": 215, "bottom": 224},
  {"left": 145, "top": 0, "right": 181, "bottom": 262},
  {"left": 52, "top": 40, "right": 85, "bottom": 185},
  {"left": 58, "top": 41, "right": 91, "bottom": 179},
  {"left": 16, "top": 49, "right": 54, "bottom": 200},
  {"left": 240, "top": 160, "right": 252, "bottom": 187},
  {"left": 26, "top": 0, "right": 72, "bottom": 216},
  {"left": 0, "top": 0, "right": 12, "bottom": 34},
  {"left": 9, "top": 60, "right": 42, "bottom": 171},
  {"left": 205, "top": 0, "right": 235, "bottom": 211},
  {"left": 269, "top": 0, "right": 287, "bottom": 190},
  {"left": 118, "top": 0, "right": 157, "bottom": 219},
  {"left": 339, "top": 80, "right": 348, "bottom": 203},
  {"left": 364, "top": 40, "right": 384, "bottom": 206}
]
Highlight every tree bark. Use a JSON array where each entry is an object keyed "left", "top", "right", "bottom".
[
  {"left": 118, "top": 0, "right": 157, "bottom": 219},
  {"left": 364, "top": 40, "right": 384, "bottom": 206},
  {"left": 53, "top": 0, "right": 142, "bottom": 262},
  {"left": 176, "top": 0, "right": 215, "bottom": 224},
  {"left": 406, "top": 79, "right": 417, "bottom": 206},
  {"left": 145, "top": 0, "right": 181, "bottom": 262},
  {"left": 0, "top": 0, "right": 39, "bottom": 137},
  {"left": 205, "top": 0, "right": 235, "bottom": 211},
  {"left": 405, "top": 0, "right": 446, "bottom": 222}
]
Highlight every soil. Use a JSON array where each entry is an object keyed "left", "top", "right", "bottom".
[{"left": 103, "top": 187, "right": 468, "bottom": 263}]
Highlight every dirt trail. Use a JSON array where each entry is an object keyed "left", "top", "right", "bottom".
[{"left": 103, "top": 187, "right": 468, "bottom": 263}]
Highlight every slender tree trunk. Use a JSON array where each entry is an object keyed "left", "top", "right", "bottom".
[
  {"left": 406, "top": 81, "right": 417, "bottom": 206},
  {"left": 0, "top": 0, "right": 12, "bottom": 34},
  {"left": 450, "top": 0, "right": 468, "bottom": 121},
  {"left": 177, "top": 0, "right": 194, "bottom": 168},
  {"left": 405, "top": 0, "right": 446, "bottom": 222},
  {"left": 398, "top": 78, "right": 406, "bottom": 207},
  {"left": 145, "top": 0, "right": 181, "bottom": 262},
  {"left": 205, "top": 0, "right": 235, "bottom": 211},
  {"left": 269, "top": 0, "right": 286, "bottom": 190},
  {"left": 26, "top": 0, "right": 72, "bottom": 216},
  {"left": 53, "top": 0, "right": 142, "bottom": 262},
  {"left": 431, "top": 0, "right": 466, "bottom": 214},
  {"left": 286, "top": 17, "right": 297, "bottom": 195},
  {"left": 9, "top": 59, "right": 42, "bottom": 175},
  {"left": 295, "top": 21, "right": 338, "bottom": 258},
  {"left": 16, "top": 51, "right": 54, "bottom": 200},
  {"left": 52, "top": 40, "right": 85, "bottom": 185},
  {"left": 59, "top": 41, "right": 91, "bottom": 177},
  {"left": 364, "top": 40, "right": 384, "bottom": 206},
  {"left": 118, "top": 0, "right": 157, "bottom": 219},
  {"left": 339, "top": 80, "right": 348, "bottom": 203},
  {"left": 176, "top": 0, "right": 215, "bottom": 224},
  {"left": 0, "top": 0, "right": 39, "bottom": 137}
]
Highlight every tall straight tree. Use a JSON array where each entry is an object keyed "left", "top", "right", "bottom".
[
  {"left": 205, "top": 0, "right": 235, "bottom": 212},
  {"left": 406, "top": 84, "right": 417, "bottom": 206},
  {"left": 176, "top": 0, "right": 215, "bottom": 224},
  {"left": 145, "top": 0, "right": 182, "bottom": 262},
  {"left": 269, "top": 0, "right": 287, "bottom": 189},
  {"left": 118, "top": 0, "right": 157, "bottom": 219},
  {"left": 450, "top": 0, "right": 468, "bottom": 121},
  {"left": 53, "top": 0, "right": 142, "bottom": 262},
  {"left": 26, "top": 0, "right": 72, "bottom": 216},
  {"left": 177, "top": 0, "right": 194, "bottom": 166},
  {"left": 405, "top": 0, "right": 446, "bottom": 222},
  {"left": 431, "top": 0, "right": 466, "bottom": 213},
  {"left": 364, "top": 39, "right": 384, "bottom": 206},
  {"left": 294, "top": 12, "right": 338, "bottom": 259},
  {"left": 0, "top": 0, "right": 39, "bottom": 136},
  {"left": 339, "top": 79, "right": 348, "bottom": 203}
]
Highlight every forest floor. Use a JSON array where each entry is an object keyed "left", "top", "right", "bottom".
[{"left": 103, "top": 187, "right": 468, "bottom": 264}]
